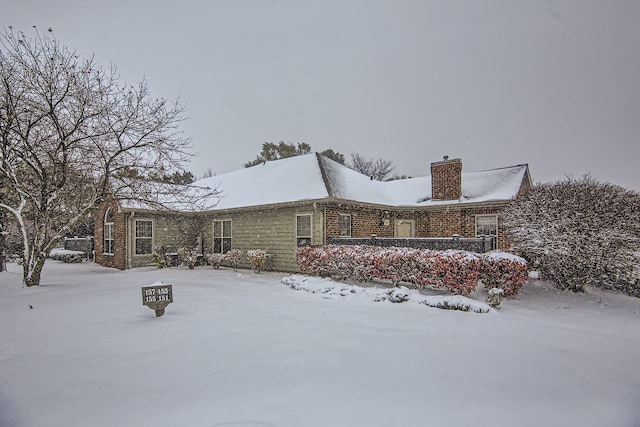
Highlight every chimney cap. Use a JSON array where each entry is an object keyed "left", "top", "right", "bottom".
[{"left": 443, "top": 155, "right": 449, "bottom": 160}]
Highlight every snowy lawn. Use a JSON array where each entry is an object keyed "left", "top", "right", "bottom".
[{"left": 1, "top": 262, "right": 639, "bottom": 427}]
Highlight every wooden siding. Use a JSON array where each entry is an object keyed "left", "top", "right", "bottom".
[
  {"left": 126, "top": 212, "right": 207, "bottom": 268},
  {"left": 200, "top": 203, "right": 324, "bottom": 272}
]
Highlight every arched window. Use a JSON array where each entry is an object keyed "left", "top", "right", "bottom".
[{"left": 104, "top": 208, "right": 114, "bottom": 255}]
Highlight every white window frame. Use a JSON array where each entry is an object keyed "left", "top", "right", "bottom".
[
  {"left": 213, "top": 219, "right": 232, "bottom": 254},
  {"left": 134, "top": 219, "right": 154, "bottom": 255},
  {"left": 338, "top": 214, "right": 352, "bottom": 237},
  {"left": 296, "top": 214, "right": 312, "bottom": 247},
  {"left": 103, "top": 208, "right": 114, "bottom": 255}
]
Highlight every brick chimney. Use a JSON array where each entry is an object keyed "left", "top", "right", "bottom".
[{"left": 431, "top": 156, "right": 462, "bottom": 200}]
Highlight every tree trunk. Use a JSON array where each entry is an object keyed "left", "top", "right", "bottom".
[{"left": 23, "top": 254, "right": 47, "bottom": 287}]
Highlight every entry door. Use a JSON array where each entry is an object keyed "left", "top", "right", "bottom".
[{"left": 395, "top": 220, "right": 415, "bottom": 238}]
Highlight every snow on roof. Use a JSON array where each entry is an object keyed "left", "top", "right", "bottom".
[
  {"left": 116, "top": 180, "right": 219, "bottom": 212},
  {"left": 126, "top": 153, "right": 528, "bottom": 212},
  {"left": 193, "top": 153, "right": 330, "bottom": 210},
  {"left": 318, "top": 154, "right": 529, "bottom": 206}
]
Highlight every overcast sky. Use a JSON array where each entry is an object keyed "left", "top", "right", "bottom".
[{"left": 5, "top": 0, "right": 640, "bottom": 190}]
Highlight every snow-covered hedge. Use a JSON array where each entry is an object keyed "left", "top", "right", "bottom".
[
  {"left": 426, "top": 250, "right": 481, "bottom": 296},
  {"left": 49, "top": 248, "right": 84, "bottom": 263},
  {"left": 297, "top": 245, "right": 529, "bottom": 297},
  {"left": 480, "top": 251, "right": 529, "bottom": 296}
]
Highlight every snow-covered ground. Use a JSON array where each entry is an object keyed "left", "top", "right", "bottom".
[{"left": 1, "top": 261, "right": 639, "bottom": 427}]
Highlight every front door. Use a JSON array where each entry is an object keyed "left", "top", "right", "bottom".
[{"left": 395, "top": 220, "right": 415, "bottom": 238}]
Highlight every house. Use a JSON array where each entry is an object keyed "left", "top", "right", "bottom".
[{"left": 93, "top": 153, "right": 532, "bottom": 271}]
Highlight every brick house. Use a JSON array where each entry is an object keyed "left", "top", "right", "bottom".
[{"left": 94, "top": 153, "right": 532, "bottom": 271}]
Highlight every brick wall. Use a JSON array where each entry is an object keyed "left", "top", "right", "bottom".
[
  {"left": 325, "top": 205, "right": 394, "bottom": 238},
  {"left": 94, "top": 198, "right": 127, "bottom": 270},
  {"left": 431, "top": 157, "right": 462, "bottom": 200},
  {"left": 326, "top": 203, "right": 510, "bottom": 250}
]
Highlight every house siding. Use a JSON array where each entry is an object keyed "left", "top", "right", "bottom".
[
  {"left": 201, "top": 203, "right": 324, "bottom": 272},
  {"left": 126, "top": 212, "right": 207, "bottom": 268}
]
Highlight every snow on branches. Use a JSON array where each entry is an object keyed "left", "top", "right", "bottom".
[{"left": 503, "top": 175, "right": 640, "bottom": 296}]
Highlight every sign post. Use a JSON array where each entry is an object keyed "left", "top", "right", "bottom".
[{"left": 141, "top": 283, "right": 173, "bottom": 317}]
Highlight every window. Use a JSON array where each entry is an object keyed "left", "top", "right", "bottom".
[
  {"left": 296, "top": 214, "right": 312, "bottom": 247},
  {"left": 213, "top": 220, "right": 232, "bottom": 253},
  {"left": 103, "top": 208, "right": 114, "bottom": 255},
  {"left": 476, "top": 215, "right": 498, "bottom": 250},
  {"left": 135, "top": 220, "right": 153, "bottom": 255},
  {"left": 338, "top": 214, "right": 352, "bottom": 237}
]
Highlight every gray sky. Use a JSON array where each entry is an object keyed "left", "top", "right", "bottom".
[{"left": 5, "top": 0, "right": 640, "bottom": 190}]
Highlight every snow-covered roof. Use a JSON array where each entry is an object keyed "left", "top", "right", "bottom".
[{"left": 183, "top": 153, "right": 529, "bottom": 211}]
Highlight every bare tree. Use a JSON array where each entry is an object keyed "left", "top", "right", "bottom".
[
  {"left": 0, "top": 27, "right": 216, "bottom": 286},
  {"left": 349, "top": 153, "right": 395, "bottom": 181}
]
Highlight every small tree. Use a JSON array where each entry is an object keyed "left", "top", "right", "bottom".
[
  {"left": 0, "top": 28, "right": 216, "bottom": 287},
  {"left": 503, "top": 176, "right": 640, "bottom": 295},
  {"left": 349, "top": 153, "right": 395, "bottom": 181},
  {"left": 244, "top": 142, "right": 346, "bottom": 167},
  {"left": 319, "top": 149, "right": 345, "bottom": 165},
  {"left": 244, "top": 142, "right": 311, "bottom": 167}
]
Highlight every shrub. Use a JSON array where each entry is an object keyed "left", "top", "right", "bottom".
[
  {"left": 297, "top": 245, "right": 482, "bottom": 296},
  {"left": 370, "top": 247, "right": 422, "bottom": 286},
  {"left": 247, "top": 249, "right": 267, "bottom": 273},
  {"left": 152, "top": 246, "right": 169, "bottom": 269},
  {"left": 486, "top": 288, "right": 504, "bottom": 308},
  {"left": 480, "top": 251, "right": 529, "bottom": 297},
  {"left": 49, "top": 248, "right": 84, "bottom": 263},
  {"left": 224, "top": 249, "right": 243, "bottom": 272},
  {"left": 207, "top": 253, "right": 224, "bottom": 269},
  {"left": 297, "top": 245, "right": 370, "bottom": 281},
  {"left": 177, "top": 247, "right": 199, "bottom": 269},
  {"left": 503, "top": 175, "right": 640, "bottom": 295},
  {"left": 426, "top": 250, "right": 480, "bottom": 296}
]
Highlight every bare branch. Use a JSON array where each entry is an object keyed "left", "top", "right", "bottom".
[{"left": 0, "top": 27, "right": 215, "bottom": 286}]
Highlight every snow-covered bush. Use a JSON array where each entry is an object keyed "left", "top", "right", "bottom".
[
  {"left": 503, "top": 176, "right": 640, "bottom": 296},
  {"left": 297, "top": 245, "right": 373, "bottom": 281},
  {"left": 370, "top": 247, "right": 422, "bottom": 286},
  {"left": 152, "top": 246, "right": 169, "bottom": 269},
  {"left": 224, "top": 249, "right": 243, "bottom": 272},
  {"left": 297, "top": 245, "right": 481, "bottom": 296},
  {"left": 486, "top": 288, "right": 504, "bottom": 308},
  {"left": 177, "top": 247, "right": 199, "bottom": 269},
  {"left": 49, "top": 248, "right": 84, "bottom": 263},
  {"left": 419, "top": 297, "right": 488, "bottom": 313},
  {"left": 247, "top": 249, "right": 267, "bottom": 273},
  {"left": 207, "top": 253, "right": 224, "bottom": 269},
  {"left": 480, "top": 251, "right": 529, "bottom": 297},
  {"left": 426, "top": 250, "right": 480, "bottom": 296}
]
